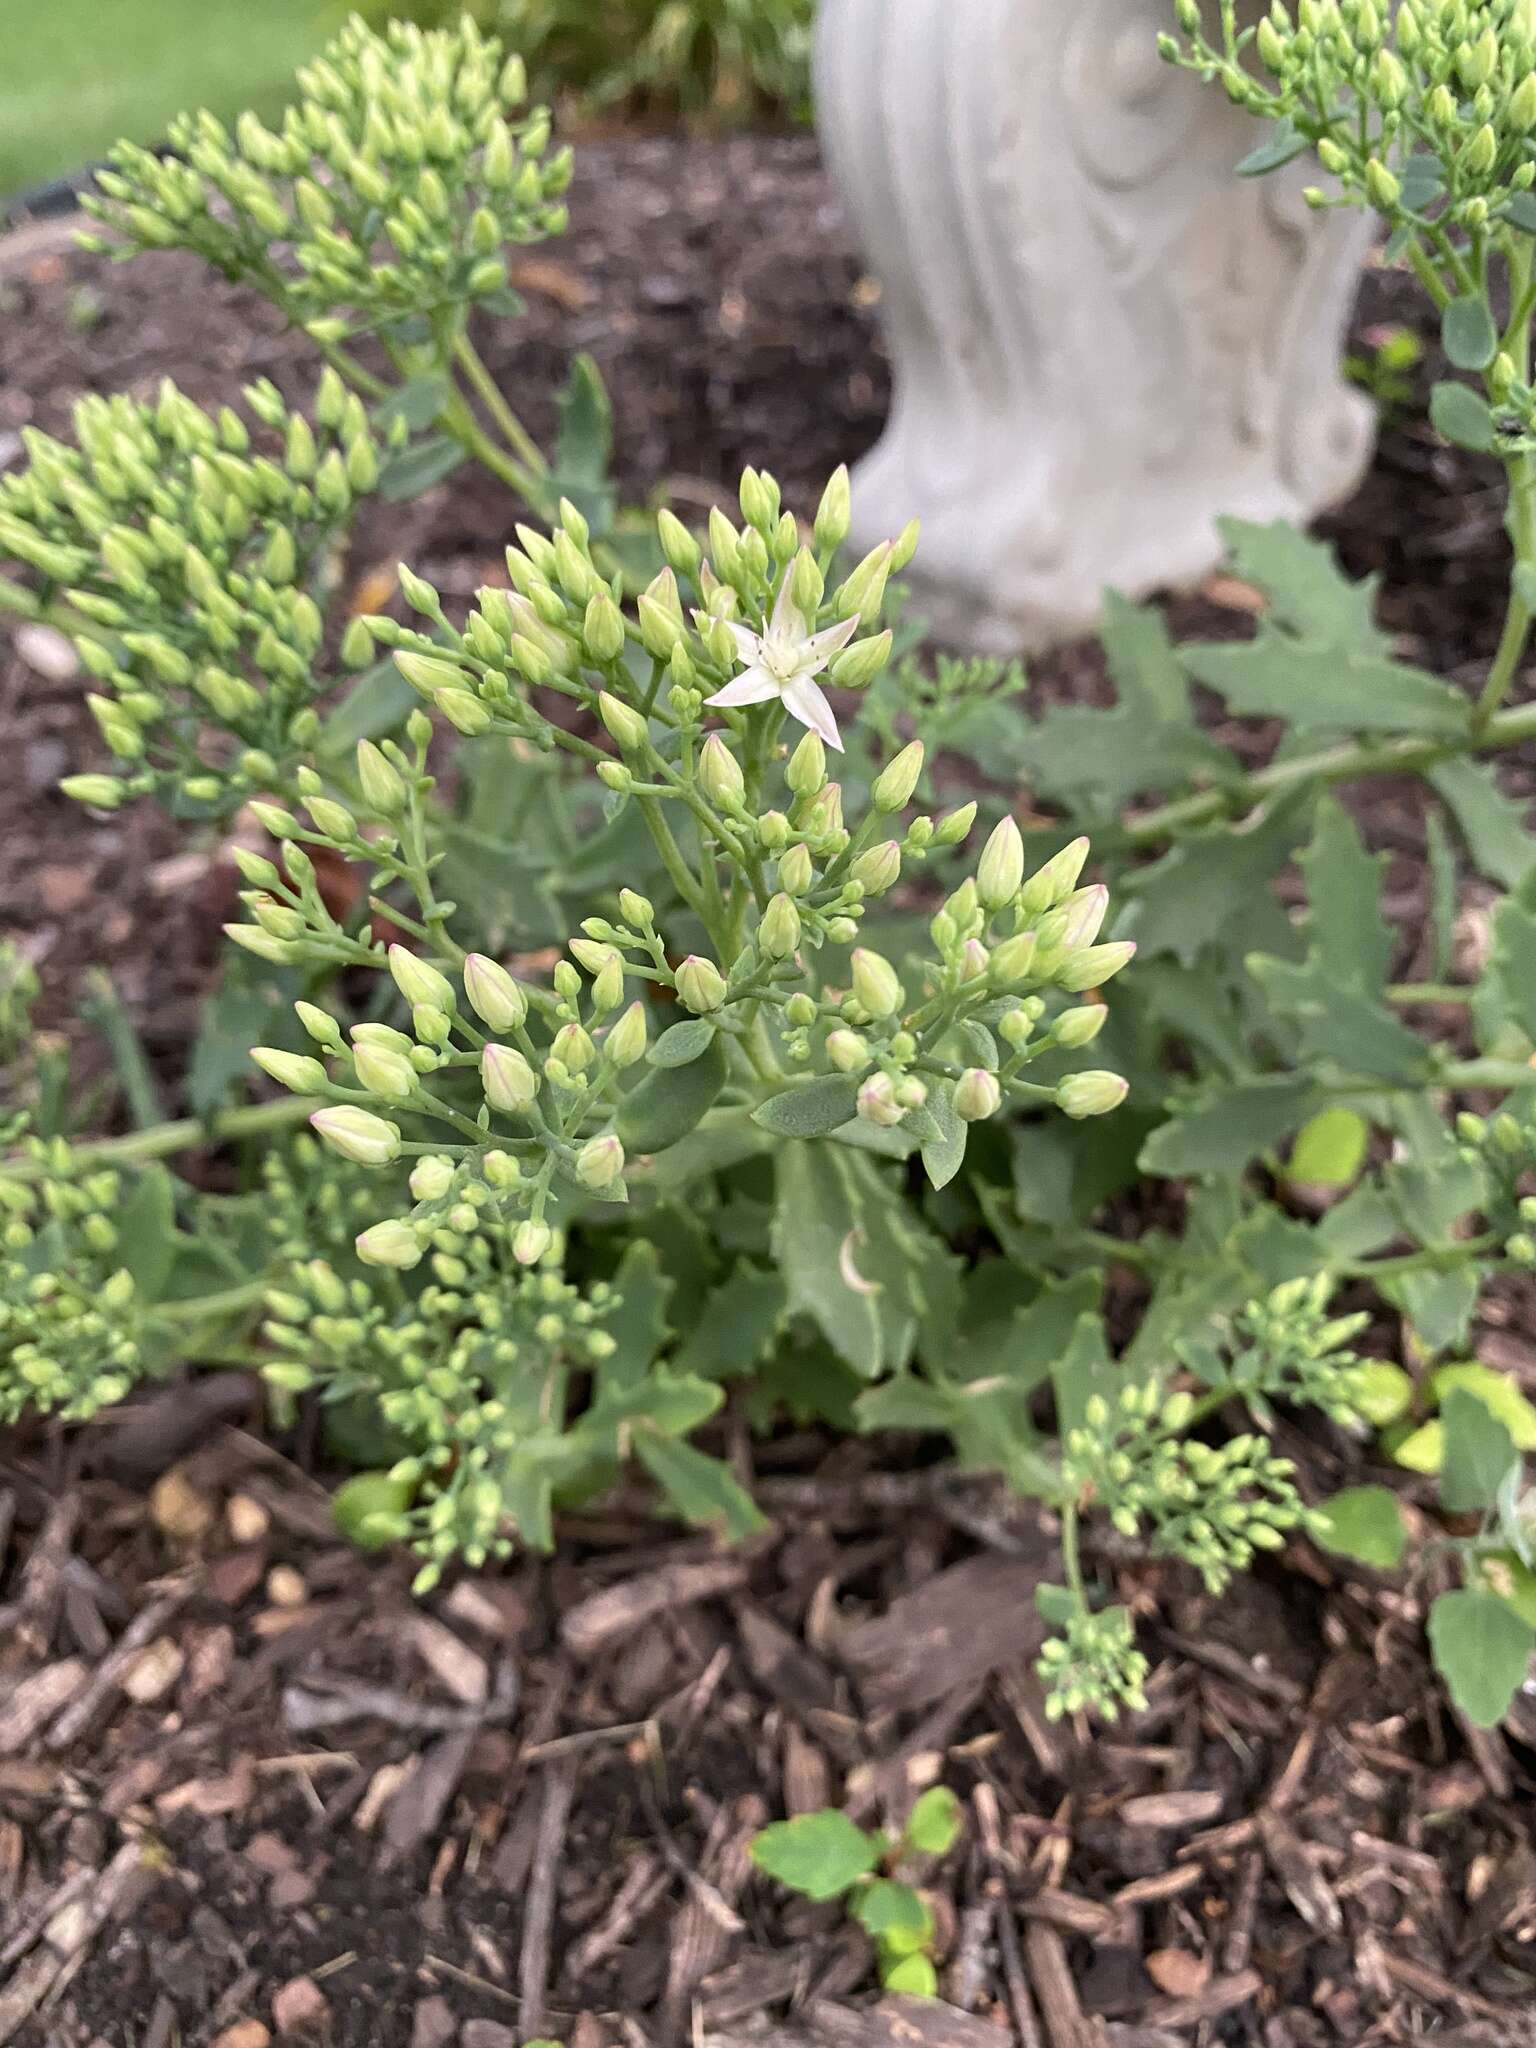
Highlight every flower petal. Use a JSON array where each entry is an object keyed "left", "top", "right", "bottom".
[
  {"left": 706, "top": 667, "right": 780, "bottom": 708},
  {"left": 724, "top": 621, "right": 762, "bottom": 663},
  {"left": 769, "top": 570, "right": 804, "bottom": 642},
  {"left": 801, "top": 613, "right": 862, "bottom": 674},
  {"left": 782, "top": 674, "right": 844, "bottom": 752}
]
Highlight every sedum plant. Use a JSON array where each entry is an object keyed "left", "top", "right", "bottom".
[{"left": 8, "top": 4, "right": 1536, "bottom": 1737}]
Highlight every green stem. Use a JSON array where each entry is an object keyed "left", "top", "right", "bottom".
[
  {"left": 157, "top": 1280, "right": 268, "bottom": 1325},
  {"left": 452, "top": 334, "right": 550, "bottom": 484},
  {"left": 1118, "top": 698, "right": 1536, "bottom": 847},
  {"left": 5, "top": 1096, "right": 311, "bottom": 1179},
  {"left": 1061, "top": 1502, "right": 1086, "bottom": 1611}
]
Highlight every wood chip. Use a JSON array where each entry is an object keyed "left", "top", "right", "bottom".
[
  {"left": 561, "top": 1558, "right": 748, "bottom": 1659},
  {"left": 0, "top": 1662, "right": 87, "bottom": 1756},
  {"left": 1141, "top": 1967, "right": 1262, "bottom": 2027},
  {"left": 1144, "top": 1949, "right": 1211, "bottom": 1998},
  {"left": 1259, "top": 1810, "right": 1343, "bottom": 1936},
  {"left": 839, "top": 1552, "right": 1052, "bottom": 1714},
  {"left": 1120, "top": 1788, "right": 1226, "bottom": 1830}
]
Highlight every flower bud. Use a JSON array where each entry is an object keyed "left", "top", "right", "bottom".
[
  {"left": 851, "top": 948, "right": 902, "bottom": 1017},
  {"left": 606, "top": 1000, "right": 648, "bottom": 1067},
  {"left": 826, "top": 1028, "right": 868, "bottom": 1072},
  {"left": 1055, "top": 941, "right": 1136, "bottom": 993},
  {"left": 618, "top": 888, "right": 654, "bottom": 927},
  {"left": 835, "top": 540, "right": 892, "bottom": 624},
  {"left": 637, "top": 591, "right": 686, "bottom": 661},
  {"left": 785, "top": 993, "right": 817, "bottom": 1027},
  {"left": 958, "top": 939, "right": 990, "bottom": 983},
  {"left": 354, "top": 1044, "right": 417, "bottom": 1099},
  {"left": 858, "top": 1073, "right": 905, "bottom": 1127},
  {"left": 306, "top": 797, "right": 356, "bottom": 842},
  {"left": 814, "top": 465, "right": 852, "bottom": 554},
  {"left": 851, "top": 840, "right": 901, "bottom": 896},
  {"left": 388, "top": 943, "right": 455, "bottom": 1013},
  {"left": 1056, "top": 884, "right": 1110, "bottom": 952},
  {"left": 513, "top": 1219, "right": 552, "bottom": 1266},
  {"left": 583, "top": 590, "right": 627, "bottom": 664},
  {"left": 482, "top": 1043, "right": 538, "bottom": 1112},
  {"left": 356, "top": 739, "right": 406, "bottom": 815},
  {"left": 675, "top": 955, "right": 727, "bottom": 1013},
  {"left": 410, "top": 1156, "right": 456, "bottom": 1202},
  {"left": 786, "top": 729, "right": 826, "bottom": 796},
  {"left": 59, "top": 774, "right": 124, "bottom": 810},
  {"left": 790, "top": 547, "right": 824, "bottom": 616},
  {"left": 953, "top": 1068, "right": 1002, "bottom": 1122},
  {"left": 977, "top": 816, "right": 1025, "bottom": 911},
  {"left": 551, "top": 1021, "right": 596, "bottom": 1071},
  {"left": 699, "top": 733, "right": 745, "bottom": 807},
  {"left": 463, "top": 953, "right": 528, "bottom": 1032},
  {"left": 778, "top": 842, "right": 814, "bottom": 896},
  {"left": 295, "top": 1002, "right": 342, "bottom": 1048},
  {"left": 1056, "top": 1070, "right": 1129, "bottom": 1119},
  {"left": 933, "top": 803, "right": 976, "bottom": 847},
  {"left": 355, "top": 1220, "right": 424, "bottom": 1270},
  {"left": 225, "top": 924, "right": 299, "bottom": 964},
  {"left": 1054, "top": 1004, "right": 1108, "bottom": 1048},
  {"left": 657, "top": 507, "right": 702, "bottom": 578},
  {"left": 989, "top": 931, "right": 1039, "bottom": 985},
  {"left": 599, "top": 690, "right": 648, "bottom": 751},
  {"left": 1513, "top": 71, "right": 1536, "bottom": 131},
  {"left": 396, "top": 649, "right": 473, "bottom": 697},
  {"left": 252, "top": 1048, "right": 328, "bottom": 1095},
  {"left": 576, "top": 1134, "right": 625, "bottom": 1190},
  {"left": 483, "top": 1149, "right": 521, "bottom": 1188},
  {"left": 872, "top": 740, "right": 924, "bottom": 813},
  {"left": 1021, "top": 836, "right": 1090, "bottom": 913},
  {"left": 1364, "top": 158, "right": 1401, "bottom": 210},
  {"left": 1461, "top": 123, "right": 1498, "bottom": 179},
  {"left": 739, "top": 465, "right": 780, "bottom": 532},
  {"left": 311, "top": 1105, "right": 401, "bottom": 1166},
  {"left": 830, "top": 629, "right": 892, "bottom": 691},
  {"left": 436, "top": 688, "right": 494, "bottom": 735},
  {"left": 759, "top": 892, "right": 802, "bottom": 959}
]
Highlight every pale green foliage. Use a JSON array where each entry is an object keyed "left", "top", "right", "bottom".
[
  {"left": 0, "top": 377, "right": 378, "bottom": 816},
  {"left": 1035, "top": 1601, "right": 1149, "bottom": 1724},
  {"left": 80, "top": 14, "right": 571, "bottom": 343}
]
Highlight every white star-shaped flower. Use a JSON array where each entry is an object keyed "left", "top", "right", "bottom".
[{"left": 703, "top": 576, "right": 860, "bottom": 751}]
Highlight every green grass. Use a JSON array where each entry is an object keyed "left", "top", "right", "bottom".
[{"left": 0, "top": 0, "right": 340, "bottom": 198}]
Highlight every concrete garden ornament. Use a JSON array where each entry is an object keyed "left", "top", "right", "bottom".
[{"left": 814, "top": 0, "right": 1377, "bottom": 649}]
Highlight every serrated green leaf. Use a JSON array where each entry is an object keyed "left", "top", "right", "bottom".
[
  {"left": 591, "top": 1239, "right": 673, "bottom": 1388},
  {"left": 753, "top": 1074, "right": 861, "bottom": 1139},
  {"left": 1124, "top": 789, "right": 1308, "bottom": 966},
  {"left": 1440, "top": 1387, "right": 1520, "bottom": 1513},
  {"left": 673, "top": 1261, "right": 788, "bottom": 1380},
  {"left": 1288, "top": 1106, "right": 1369, "bottom": 1189},
  {"left": 616, "top": 1033, "right": 728, "bottom": 1153},
  {"left": 1428, "top": 1589, "right": 1535, "bottom": 1726},
  {"left": 1442, "top": 296, "right": 1498, "bottom": 372},
  {"left": 649, "top": 1018, "right": 717, "bottom": 1068},
  {"left": 750, "top": 1811, "right": 881, "bottom": 1900},
  {"left": 1216, "top": 518, "right": 1387, "bottom": 654},
  {"left": 1184, "top": 640, "right": 1469, "bottom": 738},
  {"left": 1489, "top": 896, "right": 1536, "bottom": 1039},
  {"left": 1300, "top": 800, "right": 1393, "bottom": 993},
  {"left": 1425, "top": 810, "right": 1459, "bottom": 982},
  {"left": 635, "top": 1433, "right": 765, "bottom": 1540},
  {"left": 1139, "top": 1076, "right": 1320, "bottom": 1179},
  {"left": 1431, "top": 379, "right": 1498, "bottom": 452},
  {"left": 1430, "top": 758, "right": 1536, "bottom": 889},
  {"left": 1314, "top": 1485, "right": 1407, "bottom": 1568},
  {"left": 549, "top": 353, "right": 616, "bottom": 534},
  {"left": 1248, "top": 956, "right": 1434, "bottom": 1084},
  {"left": 376, "top": 372, "right": 453, "bottom": 433},
  {"left": 903, "top": 1785, "right": 962, "bottom": 1855},
  {"left": 1381, "top": 1265, "right": 1480, "bottom": 1357},
  {"left": 114, "top": 1166, "right": 179, "bottom": 1306},
  {"left": 1050, "top": 1311, "right": 1117, "bottom": 1441},
  {"left": 1235, "top": 120, "right": 1310, "bottom": 175}
]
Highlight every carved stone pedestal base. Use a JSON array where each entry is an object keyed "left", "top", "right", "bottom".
[{"left": 815, "top": 0, "right": 1376, "bottom": 652}]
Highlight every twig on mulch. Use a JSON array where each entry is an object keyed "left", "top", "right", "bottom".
[{"left": 519, "top": 1758, "right": 578, "bottom": 2041}]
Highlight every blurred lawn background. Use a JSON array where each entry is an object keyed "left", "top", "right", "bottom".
[{"left": 1, "top": 0, "right": 339, "bottom": 196}]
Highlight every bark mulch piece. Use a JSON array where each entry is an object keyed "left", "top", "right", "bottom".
[{"left": 1, "top": 1428, "right": 1535, "bottom": 2047}]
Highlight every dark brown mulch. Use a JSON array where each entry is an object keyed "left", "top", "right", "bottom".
[
  {"left": 2, "top": 1407, "right": 1536, "bottom": 2048},
  {"left": 4, "top": 130, "right": 1536, "bottom": 2048}
]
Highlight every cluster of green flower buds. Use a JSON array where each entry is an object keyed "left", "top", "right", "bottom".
[
  {"left": 260, "top": 1134, "right": 405, "bottom": 1268},
  {"left": 1206, "top": 1275, "right": 1378, "bottom": 1426},
  {"left": 373, "top": 464, "right": 903, "bottom": 758},
  {"left": 0, "top": 945, "right": 40, "bottom": 1073},
  {"left": 1457, "top": 1102, "right": 1536, "bottom": 1259},
  {"left": 0, "top": 1138, "right": 140, "bottom": 1423},
  {"left": 78, "top": 15, "right": 571, "bottom": 340},
  {"left": 0, "top": 376, "right": 381, "bottom": 817},
  {"left": 1064, "top": 1380, "right": 1318, "bottom": 1594},
  {"left": 1036, "top": 1603, "right": 1150, "bottom": 1723},
  {"left": 264, "top": 1241, "right": 621, "bottom": 1587},
  {"left": 1164, "top": 0, "right": 1536, "bottom": 232}
]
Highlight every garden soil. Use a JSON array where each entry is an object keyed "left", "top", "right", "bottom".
[{"left": 2, "top": 135, "right": 1535, "bottom": 2047}]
